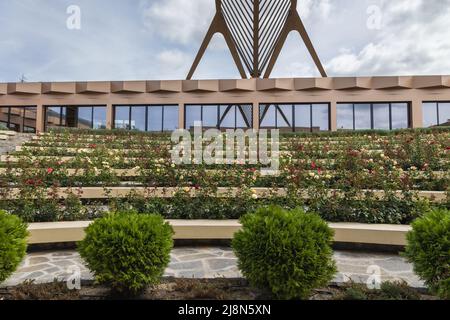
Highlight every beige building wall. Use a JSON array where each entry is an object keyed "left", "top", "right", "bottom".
[{"left": 1, "top": 76, "right": 450, "bottom": 132}]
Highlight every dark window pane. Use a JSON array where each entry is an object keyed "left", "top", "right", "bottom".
[
  {"left": 130, "top": 107, "right": 146, "bottom": 131},
  {"left": 391, "top": 103, "right": 409, "bottom": 129},
  {"left": 422, "top": 103, "right": 438, "bottom": 128},
  {"left": 294, "top": 104, "right": 311, "bottom": 132},
  {"left": 237, "top": 105, "right": 252, "bottom": 129},
  {"left": 202, "top": 105, "right": 218, "bottom": 128},
  {"left": 337, "top": 104, "right": 354, "bottom": 130},
  {"left": 93, "top": 107, "right": 107, "bottom": 129},
  {"left": 148, "top": 106, "right": 163, "bottom": 132},
  {"left": 354, "top": 104, "right": 371, "bottom": 130},
  {"left": 66, "top": 107, "right": 77, "bottom": 127},
  {"left": 78, "top": 107, "right": 93, "bottom": 129},
  {"left": 438, "top": 103, "right": 450, "bottom": 125},
  {"left": 260, "top": 105, "right": 276, "bottom": 128},
  {"left": 312, "top": 104, "right": 329, "bottom": 131},
  {"left": 220, "top": 105, "right": 235, "bottom": 129},
  {"left": 163, "top": 105, "right": 179, "bottom": 132},
  {"left": 115, "top": 106, "right": 130, "bottom": 129},
  {"left": 277, "top": 105, "right": 293, "bottom": 131},
  {"left": 373, "top": 104, "right": 390, "bottom": 130},
  {"left": 185, "top": 105, "right": 201, "bottom": 131}
]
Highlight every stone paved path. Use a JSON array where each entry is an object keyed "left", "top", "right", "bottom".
[
  {"left": 0, "top": 133, "right": 33, "bottom": 155},
  {"left": 1, "top": 248, "right": 424, "bottom": 288}
]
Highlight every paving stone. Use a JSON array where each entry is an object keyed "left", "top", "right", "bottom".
[
  {"left": 1, "top": 248, "right": 426, "bottom": 289},
  {"left": 29, "top": 257, "right": 50, "bottom": 265},
  {"left": 374, "top": 258, "right": 413, "bottom": 272},
  {"left": 19, "top": 264, "right": 53, "bottom": 273},
  {"left": 177, "top": 253, "right": 219, "bottom": 261},
  {"left": 207, "top": 258, "right": 238, "bottom": 271},
  {"left": 52, "top": 252, "right": 76, "bottom": 257},
  {"left": 169, "top": 261, "right": 203, "bottom": 271},
  {"left": 26, "top": 271, "right": 45, "bottom": 279}
]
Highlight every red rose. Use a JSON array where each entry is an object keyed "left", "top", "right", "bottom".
[
  {"left": 47, "top": 168, "right": 54, "bottom": 174},
  {"left": 311, "top": 161, "right": 316, "bottom": 169}
]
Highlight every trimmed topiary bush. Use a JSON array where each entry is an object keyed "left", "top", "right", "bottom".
[
  {"left": 403, "top": 208, "right": 450, "bottom": 299},
  {"left": 78, "top": 212, "right": 174, "bottom": 294},
  {"left": 0, "top": 210, "right": 28, "bottom": 283},
  {"left": 232, "top": 206, "right": 337, "bottom": 300}
]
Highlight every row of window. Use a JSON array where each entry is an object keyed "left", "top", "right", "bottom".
[
  {"left": 1, "top": 102, "right": 449, "bottom": 133},
  {"left": 46, "top": 106, "right": 107, "bottom": 130},
  {"left": 423, "top": 102, "right": 450, "bottom": 127},
  {"left": 0, "top": 107, "right": 37, "bottom": 133},
  {"left": 185, "top": 105, "right": 253, "bottom": 130},
  {"left": 337, "top": 103, "right": 410, "bottom": 130},
  {"left": 114, "top": 105, "right": 179, "bottom": 132},
  {"left": 260, "top": 104, "right": 330, "bottom": 132}
]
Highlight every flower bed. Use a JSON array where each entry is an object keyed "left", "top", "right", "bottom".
[{"left": 0, "top": 128, "right": 448, "bottom": 224}]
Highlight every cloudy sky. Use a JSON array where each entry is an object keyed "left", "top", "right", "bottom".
[{"left": 0, "top": 0, "right": 449, "bottom": 82}]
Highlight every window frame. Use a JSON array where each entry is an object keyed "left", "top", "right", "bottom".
[
  {"left": 259, "top": 103, "right": 331, "bottom": 132},
  {"left": 337, "top": 102, "right": 411, "bottom": 131},
  {"left": 113, "top": 105, "right": 179, "bottom": 132},
  {"left": 422, "top": 101, "right": 450, "bottom": 127},
  {"left": 0, "top": 106, "right": 37, "bottom": 133},
  {"left": 184, "top": 104, "right": 253, "bottom": 130},
  {"left": 44, "top": 105, "right": 107, "bottom": 131}
]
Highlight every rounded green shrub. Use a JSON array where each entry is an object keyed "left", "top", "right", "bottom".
[
  {"left": 78, "top": 213, "right": 174, "bottom": 294},
  {"left": 403, "top": 208, "right": 450, "bottom": 299},
  {"left": 232, "top": 206, "right": 337, "bottom": 300},
  {"left": 0, "top": 210, "right": 28, "bottom": 283}
]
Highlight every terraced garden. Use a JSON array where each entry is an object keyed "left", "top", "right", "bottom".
[{"left": 0, "top": 128, "right": 448, "bottom": 224}]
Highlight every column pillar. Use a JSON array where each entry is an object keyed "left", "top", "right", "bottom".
[
  {"left": 36, "top": 104, "right": 45, "bottom": 133},
  {"left": 252, "top": 101, "right": 259, "bottom": 130},
  {"left": 411, "top": 98, "right": 423, "bottom": 128},
  {"left": 330, "top": 101, "right": 337, "bottom": 131},
  {"left": 178, "top": 103, "right": 185, "bottom": 129},
  {"left": 106, "top": 103, "right": 114, "bottom": 129}
]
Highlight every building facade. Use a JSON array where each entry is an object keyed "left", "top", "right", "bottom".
[{"left": 0, "top": 76, "right": 449, "bottom": 133}]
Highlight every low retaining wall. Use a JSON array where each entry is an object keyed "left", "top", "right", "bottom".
[{"left": 27, "top": 220, "right": 411, "bottom": 246}]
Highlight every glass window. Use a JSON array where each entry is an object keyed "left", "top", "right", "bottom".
[
  {"left": 0, "top": 106, "right": 36, "bottom": 133},
  {"left": 115, "top": 106, "right": 130, "bottom": 129},
  {"left": 148, "top": 106, "right": 163, "bottom": 132},
  {"left": 202, "top": 105, "right": 218, "bottom": 128},
  {"left": 277, "top": 105, "right": 293, "bottom": 131},
  {"left": 339, "top": 102, "right": 410, "bottom": 131},
  {"left": 423, "top": 102, "right": 450, "bottom": 127},
  {"left": 373, "top": 104, "right": 390, "bottom": 130},
  {"left": 294, "top": 104, "right": 311, "bottom": 132},
  {"left": 77, "top": 107, "right": 93, "bottom": 129},
  {"left": 220, "top": 105, "right": 235, "bottom": 129},
  {"left": 163, "top": 105, "right": 179, "bottom": 132},
  {"left": 337, "top": 104, "right": 354, "bottom": 130},
  {"left": 93, "top": 107, "right": 106, "bottom": 129},
  {"left": 46, "top": 107, "right": 62, "bottom": 128},
  {"left": 185, "top": 105, "right": 201, "bottom": 131},
  {"left": 130, "top": 107, "right": 146, "bottom": 131},
  {"left": 354, "top": 104, "right": 371, "bottom": 130},
  {"left": 260, "top": 105, "right": 276, "bottom": 128},
  {"left": 438, "top": 103, "right": 450, "bottom": 125},
  {"left": 312, "top": 104, "right": 329, "bottom": 131},
  {"left": 236, "top": 105, "right": 252, "bottom": 129},
  {"left": 391, "top": 103, "right": 409, "bottom": 129}
]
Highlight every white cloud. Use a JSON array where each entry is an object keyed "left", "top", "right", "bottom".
[
  {"left": 325, "top": 0, "right": 450, "bottom": 76},
  {"left": 298, "top": 0, "right": 333, "bottom": 20},
  {"left": 141, "top": 0, "right": 214, "bottom": 45}
]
